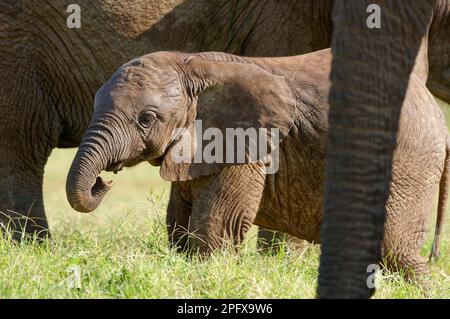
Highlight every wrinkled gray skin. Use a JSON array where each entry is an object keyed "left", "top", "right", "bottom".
[
  {"left": 1, "top": 0, "right": 449, "bottom": 242},
  {"left": 66, "top": 49, "right": 449, "bottom": 286},
  {"left": 318, "top": 0, "right": 446, "bottom": 298}
]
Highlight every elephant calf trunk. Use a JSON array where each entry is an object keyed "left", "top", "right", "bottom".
[{"left": 66, "top": 144, "right": 113, "bottom": 213}]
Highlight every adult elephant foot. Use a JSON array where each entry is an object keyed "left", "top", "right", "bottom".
[{"left": 0, "top": 147, "right": 51, "bottom": 242}]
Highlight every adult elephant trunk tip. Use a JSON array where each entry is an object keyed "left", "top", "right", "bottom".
[{"left": 66, "top": 147, "right": 114, "bottom": 213}]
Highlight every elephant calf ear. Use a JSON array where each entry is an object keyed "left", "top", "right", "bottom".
[{"left": 160, "top": 59, "right": 296, "bottom": 181}]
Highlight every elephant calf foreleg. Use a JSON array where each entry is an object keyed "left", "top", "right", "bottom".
[
  {"left": 187, "top": 165, "right": 266, "bottom": 255},
  {"left": 166, "top": 182, "right": 192, "bottom": 253}
]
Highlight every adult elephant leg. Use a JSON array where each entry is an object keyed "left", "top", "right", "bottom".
[
  {"left": 187, "top": 165, "right": 266, "bottom": 255},
  {"left": 0, "top": 58, "right": 60, "bottom": 241},
  {"left": 166, "top": 182, "right": 192, "bottom": 253},
  {"left": 427, "top": 0, "right": 450, "bottom": 103},
  {"left": 318, "top": 0, "right": 436, "bottom": 298},
  {"left": 0, "top": 101, "right": 57, "bottom": 241},
  {"left": 0, "top": 158, "right": 49, "bottom": 241}
]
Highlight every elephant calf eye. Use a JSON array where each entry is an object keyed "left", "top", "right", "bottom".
[{"left": 138, "top": 112, "right": 154, "bottom": 128}]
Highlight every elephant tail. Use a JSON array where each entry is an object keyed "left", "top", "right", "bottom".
[{"left": 430, "top": 134, "right": 450, "bottom": 261}]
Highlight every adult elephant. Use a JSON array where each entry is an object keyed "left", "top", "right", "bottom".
[
  {"left": 318, "top": 0, "right": 442, "bottom": 298},
  {"left": 0, "top": 0, "right": 448, "bottom": 241}
]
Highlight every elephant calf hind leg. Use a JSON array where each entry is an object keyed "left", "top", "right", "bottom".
[
  {"left": 382, "top": 181, "right": 435, "bottom": 287},
  {"left": 383, "top": 249, "right": 430, "bottom": 286},
  {"left": 382, "top": 224, "right": 430, "bottom": 286}
]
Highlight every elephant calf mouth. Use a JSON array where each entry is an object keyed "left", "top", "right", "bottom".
[
  {"left": 148, "top": 156, "right": 164, "bottom": 166},
  {"left": 105, "top": 161, "right": 125, "bottom": 174},
  {"left": 105, "top": 149, "right": 166, "bottom": 174},
  {"left": 106, "top": 155, "right": 152, "bottom": 174}
]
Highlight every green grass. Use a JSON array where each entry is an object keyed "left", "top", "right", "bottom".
[{"left": 0, "top": 102, "right": 449, "bottom": 299}]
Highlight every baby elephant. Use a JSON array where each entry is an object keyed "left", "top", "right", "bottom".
[{"left": 67, "top": 49, "right": 448, "bottom": 282}]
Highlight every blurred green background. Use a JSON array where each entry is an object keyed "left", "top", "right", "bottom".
[{"left": 45, "top": 149, "right": 169, "bottom": 228}]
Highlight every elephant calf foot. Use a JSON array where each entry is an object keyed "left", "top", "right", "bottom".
[
  {"left": 257, "top": 228, "right": 288, "bottom": 254},
  {"left": 187, "top": 224, "right": 243, "bottom": 256},
  {"left": 257, "top": 228, "right": 307, "bottom": 255},
  {"left": 168, "top": 220, "right": 235, "bottom": 256},
  {"left": 384, "top": 252, "right": 430, "bottom": 287},
  {"left": 168, "top": 225, "right": 191, "bottom": 254}
]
